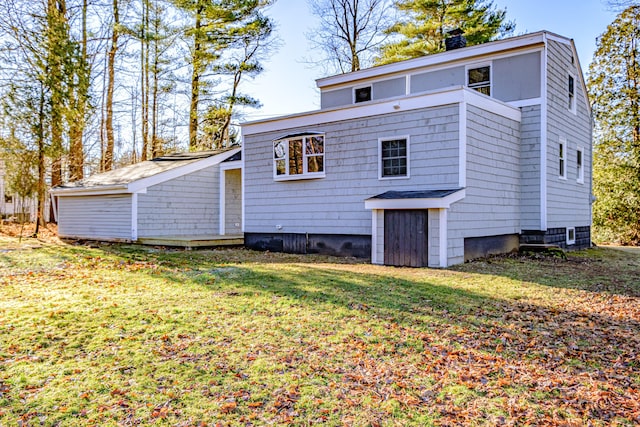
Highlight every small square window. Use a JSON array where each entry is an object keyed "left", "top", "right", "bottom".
[
  {"left": 354, "top": 86, "right": 372, "bottom": 103},
  {"left": 379, "top": 137, "right": 409, "bottom": 179},
  {"left": 566, "top": 227, "right": 576, "bottom": 245}
]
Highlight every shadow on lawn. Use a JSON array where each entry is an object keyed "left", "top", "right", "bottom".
[
  {"left": 167, "top": 261, "right": 640, "bottom": 422},
  {"left": 454, "top": 247, "right": 640, "bottom": 298},
  {"left": 35, "top": 242, "right": 640, "bottom": 423}
]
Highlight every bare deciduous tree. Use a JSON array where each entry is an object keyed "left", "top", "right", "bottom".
[{"left": 307, "top": 0, "right": 392, "bottom": 74}]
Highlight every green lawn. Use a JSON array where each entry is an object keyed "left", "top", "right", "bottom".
[{"left": 0, "top": 236, "right": 638, "bottom": 426}]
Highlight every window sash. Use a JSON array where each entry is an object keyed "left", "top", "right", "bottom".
[
  {"left": 468, "top": 66, "right": 491, "bottom": 95},
  {"left": 576, "top": 148, "right": 584, "bottom": 183},
  {"left": 381, "top": 138, "right": 408, "bottom": 178},
  {"left": 559, "top": 142, "right": 566, "bottom": 178},
  {"left": 274, "top": 135, "right": 325, "bottom": 178}
]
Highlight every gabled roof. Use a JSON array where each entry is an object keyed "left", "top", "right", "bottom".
[{"left": 51, "top": 147, "right": 241, "bottom": 196}]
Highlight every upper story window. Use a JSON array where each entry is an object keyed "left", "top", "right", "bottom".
[
  {"left": 559, "top": 138, "right": 567, "bottom": 179},
  {"left": 379, "top": 136, "right": 409, "bottom": 179},
  {"left": 568, "top": 74, "right": 576, "bottom": 113},
  {"left": 576, "top": 146, "right": 584, "bottom": 184},
  {"left": 274, "top": 133, "right": 325, "bottom": 180},
  {"left": 354, "top": 86, "right": 372, "bottom": 103},
  {"left": 467, "top": 64, "right": 491, "bottom": 96}
]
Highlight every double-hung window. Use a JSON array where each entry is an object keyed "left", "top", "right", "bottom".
[
  {"left": 379, "top": 136, "right": 409, "bottom": 179},
  {"left": 274, "top": 133, "right": 325, "bottom": 180},
  {"left": 559, "top": 138, "right": 567, "bottom": 179},
  {"left": 576, "top": 146, "right": 584, "bottom": 183},
  {"left": 467, "top": 64, "right": 491, "bottom": 96},
  {"left": 568, "top": 74, "right": 576, "bottom": 113}
]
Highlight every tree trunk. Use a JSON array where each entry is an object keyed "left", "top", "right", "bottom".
[
  {"left": 189, "top": 4, "right": 203, "bottom": 151},
  {"left": 151, "top": 0, "right": 160, "bottom": 158},
  {"left": 34, "top": 83, "right": 47, "bottom": 236},
  {"left": 68, "top": 0, "right": 88, "bottom": 181},
  {"left": 104, "top": 0, "right": 119, "bottom": 171},
  {"left": 141, "top": 0, "right": 150, "bottom": 161}
]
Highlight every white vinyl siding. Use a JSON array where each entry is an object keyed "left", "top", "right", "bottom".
[{"left": 57, "top": 194, "right": 132, "bottom": 240}]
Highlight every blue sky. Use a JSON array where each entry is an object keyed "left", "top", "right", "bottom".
[{"left": 243, "top": 0, "right": 619, "bottom": 121}]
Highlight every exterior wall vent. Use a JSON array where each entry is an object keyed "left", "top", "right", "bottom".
[{"left": 445, "top": 28, "right": 467, "bottom": 51}]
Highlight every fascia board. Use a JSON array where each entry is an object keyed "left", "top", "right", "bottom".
[
  {"left": 127, "top": 147, "right": 241, "bottom": 193},
  {"left": 364, "top": 189, "right": 466, "bottom": 210},
  {"left": 316, "top": 32, "right": 547, "bottom": 89},
  {"left": 49, "top": 185, "right": 128, "bottom": 196}
]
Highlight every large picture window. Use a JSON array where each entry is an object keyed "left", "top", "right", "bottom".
[
  {"left": 379, "top": 136, "right": 409, "bottom": 179},
  {"left": 274, "top": 133, "right": 325, "bottom": 179}
]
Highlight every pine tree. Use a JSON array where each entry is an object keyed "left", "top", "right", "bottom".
[
  {"left": 173, "top": 0, "right": 274, "bottom": 151},
  {"left": 587, "top": 5, "right": 640, "bottom": 244},
  {"left": 377, "top": 0, "right": 514, "bottom": 64}
]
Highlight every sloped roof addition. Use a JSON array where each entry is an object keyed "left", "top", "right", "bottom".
[{"left": 51, "top": 147, "right": 241, "bottom": 195}]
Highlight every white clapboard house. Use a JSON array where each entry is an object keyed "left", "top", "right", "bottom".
[
  {"left": 51, "top": 148, "right": 242, "bottom": 247},
  {"left": 240, "top": 31, "right": 593, "bottom": 267}
]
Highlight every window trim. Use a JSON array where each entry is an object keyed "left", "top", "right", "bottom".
[
  {"left": 576, "top": 145, "right": 584, "bottom": 184},
  {"left": 378, "top": 135, "right": 410, "bottom": 180},
  {"left": 273, "top": 133, "right": 326, "bottom": 181},
  {"left": 353, "top": 85, "right": 372, "bottom": 104},
  {"left": 568, "top": 72, "right": 577, "bottom": 115},
  {"left": 466, "top": 62, "right": 492, "bottom": 96},
  {"left": 559, "top": 137, "right": 567, "bottom": 180},
  {"left": 566, "top": 227, "right": 576, "bottom": 245}
]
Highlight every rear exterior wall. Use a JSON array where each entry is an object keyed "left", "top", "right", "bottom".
[
  {"left": 447, "top": 104, "right": 522, "bottom": 265},
  {"left": 544, "top": 40, "right": 592, "bottom": 240},
  {"left": 57, "top": 194, "right": 132, "bottom": 241},
  {"left": 137, "top": 167, "right": 219, "bottom": 237},
  {"left": 243, "top": 105, "right": 461, "bottom": 237}
]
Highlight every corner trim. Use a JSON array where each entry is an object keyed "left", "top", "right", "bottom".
[
  {"left": 439, "top": 208, "right": 448, "bottom": 268},
  {"left": 131, "top": 193, "right": 138, "bottom": 241}
]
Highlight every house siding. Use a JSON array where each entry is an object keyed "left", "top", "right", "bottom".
[
  {"left": 545, "top": 40, "right": 592, "bottom": 231},
  {"left": 243, "top": 104, "right": 460, "bottom": 236},
  {"left": 447, "top": 104, "right": 521, "bottom": 265},
  {"left": 492, "top": 51, "right": 541, "bottom": 102},
  {"left": 57, "top": 194, "right": 132, "bottom": 240},
  {"left": 322, "top": 51, "right": 542, "bottom": 109},
  {"left": 137, "top": 166, "right": 219, "bottom": 237},
  {"left": 520, "top": 105, "right": 542, "bottom": 230}
]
